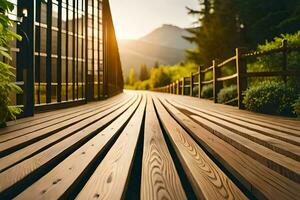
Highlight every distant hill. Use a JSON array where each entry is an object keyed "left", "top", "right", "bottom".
[{"left": 119, "top": 24, "right": 195, "bottom": 77}]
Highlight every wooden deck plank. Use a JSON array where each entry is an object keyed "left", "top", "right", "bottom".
[
  {"left": 2, "top": 93, "right": 128, "bottom": 133},
  {"left": 14, "top": 95, "right": 142, "bottom": 200},
  {"left": 0, "top": 95, "right": 135, "bottom": 156},
  {"left": 0, "top": 95, "right": 136, "bottom": 171},
  {"left": 153, "top": 96, "right": 247, "bottom": 200},
  {"left": 0, "top": 91, "right": 299, "bottom": 200},
  {"left": 75, "top": 95, "right": 146, "bottom": 200},
  {"left": 158, "top": 94, "right": 300, "bottom": 200},
  {"left": 168, "top": 94, "right": 300, "bottom": 131},
  {"left": 0, "top": 95, "right": 139, "bottom": 196},
  {"left": 169, "top": 99, "right": 300, "bottom": 161},
  {"left": 141, "top": 95, "right": 186, "bottom": 200},
  {"left": 172, "top": 98, "right": 300, "bottom": 141},
  {"left": 166, "top": 99, "right": 300, "bottom": 183},
  {"left": 0, "top": 94, "right": 131, "bottom": 142}
]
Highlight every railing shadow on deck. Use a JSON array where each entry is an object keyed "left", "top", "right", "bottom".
[{"left": 154, "top": 39, "right": 300, "bottom": 109}]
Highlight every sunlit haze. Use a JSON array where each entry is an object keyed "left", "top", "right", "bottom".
[{"left": 109, "top": 0, "right": 198, "bottom": 40}]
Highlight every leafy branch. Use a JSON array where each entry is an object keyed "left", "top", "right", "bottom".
[{"left": 0, "top": 0, "right": 22, "bottom": 127}]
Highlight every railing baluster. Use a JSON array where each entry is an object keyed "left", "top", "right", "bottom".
[
  {"left": 182, "top": 77, "right": 185, "bottom": 96},
  {"left": 213, "top": 60, "right": 220, "bottom": 103},
  {"left": 236, "top": 48, "right": 247, "bottom": 109},
  {"left": 198, "top": 66, "right": 202, "bottom": 98},
  {"left": 190, "top": 72, "right": 193, "bottom": 97}
]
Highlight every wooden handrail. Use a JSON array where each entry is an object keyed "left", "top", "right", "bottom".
[
  {"left": 201, "top": 65, "right": 213, "bottom": 73},
  {"left": 217, "top": 56, "right": 236, "bottom": 68},
  {"left": 201, "top": 80, "right": 213, "bottom": 84},
  {"left": 217, "top": 73, "right": 238, "bottom": 81}
]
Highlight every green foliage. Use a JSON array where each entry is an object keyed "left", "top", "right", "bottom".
[
  {"left": 217, "top": 85, "right": 237, "bottom": 104},
  {"left": 125, "top": 62, "right": 197, "bottom": 91},
  {"left": 149, "top": 67, "right": 171, "bottom": 88},
  {"left": 185, "top": 0, "right": 300, "bottom": 66},
  {"left": 185, "top": 0, "right": 239, "bottom": 66},
  {"left": 192, "top": 85, "right": 199, "bottom": 97},
  {"left": 293, "top": 96, "right": 300, "bottom": 118},
  {"left": 127, "top": 67, "right": 136, "bottom": 86},
  {"left": 243, "top": 81, "right": 297, "bottom": 117},
  {"left": 248, "top": 31, "right": 300, "bottom": 91},
  {"left": 0, "top": 0, "right": 22, "bottom": 126},
  {"left": 201, "top": 84, "right": 213, "bottom": 99},
  {"left": 139, "top": 64, "right": 149, "bottom": 81}
]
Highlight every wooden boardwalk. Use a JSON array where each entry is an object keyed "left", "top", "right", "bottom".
[{"left": 0, "top": 91, "right": 299, "bottom": 200}]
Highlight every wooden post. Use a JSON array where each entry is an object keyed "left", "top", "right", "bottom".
[
  {"left": 213, "top": 60, "right": 220, "bottom": 103},
  {"left": 173, "top": 82, "right": 176, "bottom": 94},
  {"left": 182, "top": 77, "right": 185, "bottom": 95},
  {"left": 236, "top": 48, "right": 247, "bottom": 109},
  {"left": 176, "top": 80, "right": 179, "bottom": 95},
  {"left": 282, "top": 39, "right": 288, "bottom": 85},
  {"left": 198, "top": 66, "right": 202, "bottom": 98},
  {"left": 190, "top": 72, "right": 194, "bottom": 96}
]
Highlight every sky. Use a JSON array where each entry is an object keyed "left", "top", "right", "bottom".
[{"left": 109, "top": 0, "right": 199, "bottom": 40}]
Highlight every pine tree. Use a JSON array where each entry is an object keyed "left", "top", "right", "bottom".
[
  {"left": 185, "top": 0, "right": 240, "bottom": 66},
  {"left": 139, "top": 64, "right": 149, "bottom": 81},
  {"left": 128, "top": 67, "right": 136, "bottom": 86}
]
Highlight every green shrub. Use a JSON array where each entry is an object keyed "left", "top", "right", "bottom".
[
  {"left": 201, "top": 84, "right": 213, "bottom": 99},
  {"left": 293, "top": 96, "right": 300, "bottom": 118},
  {"left": 243, "top": 81, "right": 297, "bottom": 117},
  {"left": 249, "top": 31, "right": 300, "bottom": 91},
  {"left": 0, "top": 0, "right": 22, "bottom": 127},
  {"left": 193, "top": 85, "right": 199, "bottom": 96},
  {"left": 217, "top": 85, "right": 237, "bottom": 105}
]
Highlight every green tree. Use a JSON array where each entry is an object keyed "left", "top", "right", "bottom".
[
  {"left": 139, "top": 64, "right": 149, "bottom": 81},
  {"left": 128, "top": 67, "right": 136, "bottom": 86},
  {"left": 150, "top": 68, "right": 171, "bottom": 88},
  {"left": 185, "top": 0, "right": 240, "bottom": 66},
  {"left": 0, "top": 0, "right": 22, "bottom": 127},
  {"left": 153, "top": 61, "right": 160, "bottom": 69},
  {"left": 185, "top": 0, "right": 300, "bottom": 65}
]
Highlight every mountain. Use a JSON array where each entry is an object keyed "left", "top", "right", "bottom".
[{"left": 119, "top": 24, "right": 195, "bottom": 77}]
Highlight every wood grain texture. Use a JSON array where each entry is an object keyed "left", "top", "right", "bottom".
[
  {"left": 171, "top": 98, "right": 300, "bottom": 142},
  {"left": 153, "top": 96, "right": 247, "bottom": 200},
  {"left": 0, "top": 95, "right": 136, "bottom": 172},
  {"left": 1, "top": 91, "right": 299, "bottom": 200},
  {"left": 0, "top": 95, "right": 134, "bottom": 156},
  {"left": 75, "top": 95, "right": 146, "bottom": 200},
  {"left": 14, "top": 95, "right": 142, "bottom": 200},
  {"left": 169, "top": 99, "right": 300, "bottom": 161},
  {"left": 158, "top": 95, "right": 300, "bottom": 200},
  {"left": 141, "top": 95, "right": 186, "bottom": 200},
  {"left": 167, "top": 93, "right": 300, "bottom": 131},
  {"left": 0, "top": 93, "right": 129, "bottom": 137},
  {"left": 167, "top": 98, "right": 300, "bottom": 183},
  {"left": 0, "top": 95, "right": 138, "bottom": 193}
]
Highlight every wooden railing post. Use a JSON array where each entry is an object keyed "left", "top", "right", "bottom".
[
  {"left": 174, "top": 82, "right": 176, "bottom": 94},
  {"left": 282, "top": 39, "right": 288, "bottom": 84},
  {"left": 176, "top": 80, "right": 179, "bottom": 95},
  {"left": 236, "top": 48, "right": 247, "bottom": 109},
  {"left": 182, "top": 77, "right": 185, "bottom": 95},
  {"left": 190, "top": 72, "right": 194, "bottom": 96},
  {"left": 198, "top": 66, "right": 202, "bottom": 98},
  {"left": 213, "top": 60, "right": 220, "bottom": 103}
]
